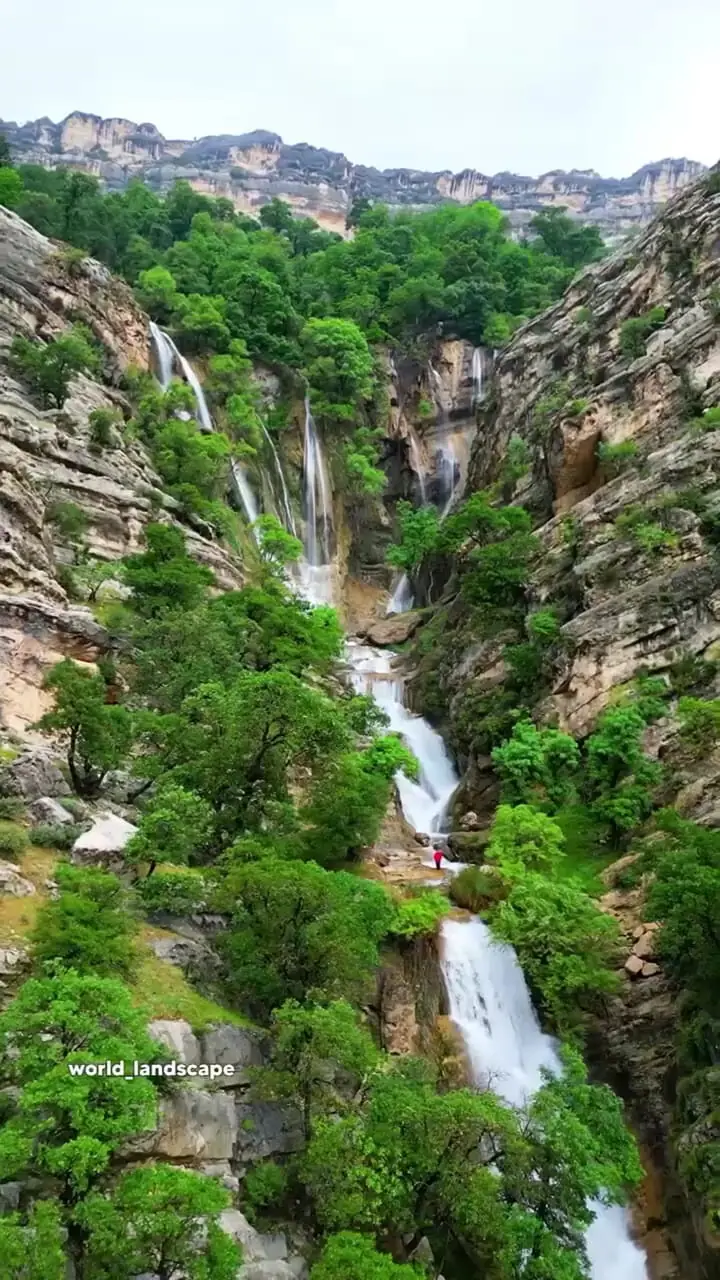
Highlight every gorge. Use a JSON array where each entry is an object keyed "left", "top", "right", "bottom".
[{"left": 0, "top": 140, "right": 719, "bottom": 1280}]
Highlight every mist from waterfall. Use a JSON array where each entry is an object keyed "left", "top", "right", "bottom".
[{"left": 442, "top": 918, "right": 649, "bottom": 1280}]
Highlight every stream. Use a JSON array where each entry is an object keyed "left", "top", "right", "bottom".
[{"left": 148, "top": 332, "right": 649, "bottom": 1279}]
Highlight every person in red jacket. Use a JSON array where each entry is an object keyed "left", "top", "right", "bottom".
[{"left": 433, "top": 846, "right": 444, "bottom": 870}]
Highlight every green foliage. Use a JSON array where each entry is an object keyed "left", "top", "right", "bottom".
[
  {"left": 490, "top": 873, "right": 620, "bottom": 1035},
  {"left": 0, "top": 1200, "right": 66, "bottom": 1279},
  {"left": 45, "top": 499, "right": 88, "bottom": 543},
  {"left": 529, "top": 208, "right": 605, "bottom": 269},
  {"left": 221, "top": 858, "right": 394, "bottom": 1018},
  {"left": 669, "top": 653, "right": 719, "bottom": 697},
  {"left": 9, "top": 325, "right": 100, "bottom": 407},
  {"left": 301, "top": 317, "right": 374, "bottom": 423},
  {"left": 77, "top": 1164, "right": 239, "bottom": 1280},
  {"left": 449, "top": 864, "right": 506, "bottom": 912},
  {"left": 31, "top": 863, "right": 137, "bottom": 978},
  {"left": 647, "top": 813, "right": 720, "bottom": 1011},
  {"left": 387, "top": 501, "right": 441, "bottom": 571},
  {"left": 391, "top": 890, "right": 450, "bottom": 938},
  {"left": 125, "top": 784, "right": 214, "bottom": 872},
  {"left": 491, "top": 720, "right": 580, "bottom": 808},
  {"left": 0, "top": 822, "right": 27, "bottom": 857},
  {"left": 691, "top": 405, "right": 720, "bottom": 432},
  {"left": 614, "top": 503, "right": 678, "bottom": 553},
  {"left": 88, "top": 407, "right": 120, "bottom": 450},
  {"left": 311, "top": 1233, "right": 421, "bottom": 1280},
  {"left": 136, "top": 868, "right": 207, "bottom": 916},
  {"left": 301, "top": 736, "right": 416, "bottom": 866},
  {"left": 440, "top": 492, "right": 539, "bottom": 608},
  {"left": 29, "top": 821, "right": 85, "bottom": 851},
  {"left": 597, "top": 439, "right": 639, "bottom": 476},
  {"left": 255, "top": 513, "right": 303, "bottom": 567},
  {"left": 501, "top": 434, "right": 532, "bottom": 486},
  {"left": 0, "top": 795, "right": 25, "bottom": 820},
  {"left": 584, "top": 703, "right": 662, "bottom": 837},
  {"left": 704, "top": 169, "right": 720, "bottom": 196},
  {"left": 678, "top": 697, "right": 720, "bottom": 757},
  {"left": 260, "top": 998, "right": 378, "bottom": 1137},
  {"left": 618, "top": 306, "right": 666, "bottom": 360},
  {"left": 34, "top": 659, "right": 134, "bottom": 797},
  {"left": 123, "top": 523, "right": 215, "bottom": 616},
  {"left": 0, "top": 165, "right": 23, "bottom": 210},
  {"left": 244, "top": 1161, "right": 288, "bottom": 1217},
  {"left": 486, "top": 803, "right": 566, "bottom": 878},
  {"left": 0, "top": 969, "right": 159, "bottom": 1196}
]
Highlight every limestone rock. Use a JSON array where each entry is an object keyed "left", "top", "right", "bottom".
[
  {"left": 0, "top": 946, "right": 30, "bottom": 976},
  {"left": 200, "top": 1024, "right": 265, "bottom": 1085},
  {"left": 364, "top": 611, "right": 423, "bottom": 646},
  {"left": 147, "top": 1019, "right": 201, "bottom": 1066},
  {"left": 378, "top": 967, "right": 419, "bottom": 1055},
  {"left": 632, "top": 932, "right": 656, "bottom": 961},
  {"left": 447, "top": 830, "right": 490, "bottom": 863},
  {"left": 28, "top": 796, "right": 76, "bottom": 825},
  {"left": 146, "top": 933, "right": 221, "bottom": 979},
  {"left": 0, "top": 748, "right": 65, "bottom": 800},
  {"left": 131, "top": 1088, "right": 238, "bottom": 1162},
  {"left": 625, "top": 955, "right": 645, "bottom": 978},
  {"left": 641, "top": 962, "right": 661, "bottom": 978},
  {"left": 71, "top": 812, "right": 137, "bottom": 865},
  {"left": 234, "top": 1101, "right": 304, "bottom": 1166},
  {"left": 238, "top": 1265, "right": 298, "bottom": 1280},
  {"left": 0, "top": 860, "right": 35, "bottom": 897},
  {"left": 219, "top": 1210, "right": 288, "bottom": 1264}
]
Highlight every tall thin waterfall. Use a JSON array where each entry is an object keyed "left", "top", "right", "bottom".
[
  {"left": 149, "top": 323, "right": 213, "bottom": 432},
  {"left": 298, "top": 397, "right": 334, "bottom": 604},
  {"left": 441, "top": 919, "right": 649, "bottom": 1280},
  {"left": 471, "top": 346, "right": 484, "bottom": 408},
  {"left": 408, "top": 428, "right": 427, "bottom": 503},
  {"left": 346, "top": 642, "right": 458, "bottom": 834},
  {"left": 262, "top": 424, "right": 296, "bottom": 535},
  {"left": 230, "top": 461, "right": 259, "bottom": 530},
  {"left": 386, "top": 574, "right": 414, "bottom": 616}
]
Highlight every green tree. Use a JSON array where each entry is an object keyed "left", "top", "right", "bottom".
[
  {"left": 31, "top": 864, "right": 137, "bottom": 979},
  {"left": 125, "top": 783, "right": 214, "bottom": 874},
  {"left": 123, "top": 523, "right": 215, "bottom": 616},
  {"left": 76, "top": 1164, "right": 240, "bottom": 1280},
  {"left": 35, "top": 659, "right": 134, "bottom": 797},
  {"left": 301, "top": 737, "right": 417, "bottom": 866},
  {"left": 492, "top": 721, "right": 580, "bottom": 808},
  {"left": 311, "top": 1233, "right": 421, "bottom": 1280},
  {"left": 0, "top": 1200, "right": 66, "bottom": 1280},
  {"left": 255, "top": 514, "right": 303, "bottom": 569},
  {"left": 0, "top": 970, "right": 159, "bottom": 1197},
  {"left": 387, "top": 501, "right": 441, "bottom": 572},
  {"left": 490, "top": 873, "right": 620, "bottom": 1035},
  {"left": 301, "top": 317, "right": 374, "bottom": 422},
  {"left": 259, "top": 999, "right": 378, "bottom": 1138},
  {"left": 221, "top": 858, "right": 394, "bottom": 1018},
  {"left": 677, "top": 696, "right": 720, "bottom": 758},
  {"left": 486, "top": 803, "right": 566, "bottom": 878},
  {"left": 0, "top": 165, "right": 23, "bottom": 210},
  {"left": 9, "top": 326, "right": 100, "bottom": 408},
  {"left": 135, "top": 264, "right": 179, "bottom": 322},
  {"left": 646, "top": 812, "right": 720, "bottom": 1009},
  {"left": 529, "top": 208, "right": 605, "bottom": 269},
  {"left": 585, "top": 704, "right": 662, "bottom": 838}
]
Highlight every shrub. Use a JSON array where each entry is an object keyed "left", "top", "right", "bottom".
[
  {"left": 391, "top": 891, "right": 450, "bottom": 938},
  {"left": 45, "top": 500, "right": 88, "bottom": 544},
  {"left": 678, "top": 697, "right": 720, "bottom": 757},
  {"left": 244, "top": 1162, "right": 288, "bottom": 1217},
  {"left": 691, "top": 406, "right": 720, "bottom": 432},
  {"left": 29, "top": 821, "right": 85, "bottom": 851},
  {"left": 704, "top": 169, "right": 720, "bottom": 196},
  {"left": 0, "top": 797, "right": 25, "bottom": 821},
  {"left": 597, "top": 440, "right": 639, "bottom": 476},
  {"left": 669, "top": 654, "right": 719, "bottom": 697},
  {"left": 618, "top": 307, "right": 666, "bottom": 360},
  {"left": 88, "top": 407, "right": 119, "bottom": 449},
  {"left": 0, "top": 823, "right": 28, "bottom": 859},
  {"left": 614, "top": 506, "right": 677, "bottom": 553},
  {"left": 449, "top": 865, "right": 505, "bottom": 912},
  {"left": 136, "top": 869, "right": 207, "bottom": 916},
  {"left": 8, "top": 325, "right": 100, "bottom": 408}
]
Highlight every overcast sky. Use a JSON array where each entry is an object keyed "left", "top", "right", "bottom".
[{"left": 3, "top": 0, "right": 719, "bottom": 178}]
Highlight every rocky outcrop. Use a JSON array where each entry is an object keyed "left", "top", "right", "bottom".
[
  {"left": 1, "top": 112, "right": 705, "bottom": 242},
  {"left": 71, "top": 812, "right": 137, "bottom": 866},
  {"left": 0, "top": 208, "right": 244, "bottom": 730}
]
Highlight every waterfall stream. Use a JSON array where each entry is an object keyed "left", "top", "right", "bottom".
[{"left": 262, "top": 424, "right": 296, "bottom": 535}]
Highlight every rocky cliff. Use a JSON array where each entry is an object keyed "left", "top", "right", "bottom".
[
  {"left": 0, "top": 207, "right": 243, "bottom": 733},
  {"left": 1, "top": 110, "right": 706, "bottom": 241}
]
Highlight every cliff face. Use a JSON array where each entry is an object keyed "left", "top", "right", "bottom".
[
  {"left": 0, "top": 208, "right": 242, "bottom": 733},
  {"left": 1, "top": 110, "right": 706, "bottom": 241}
]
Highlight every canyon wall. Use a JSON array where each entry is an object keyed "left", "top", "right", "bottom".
[{"left": 0, "top": 110, "right": 706, "bottom": 241}]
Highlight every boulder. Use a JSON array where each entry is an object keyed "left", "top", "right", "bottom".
[
  {"left": 624, "top": 955, "right": 645, "bottom": 978},
  {"left": 71, "top": 812, "right": 137, "bottom": 865},
  {"left": 200, "top": 1025, "right": 265, "bottom": 1085},
  {"left": 129, "top": 1088, "right": 238, "bottom": 1162},
  {"left": 632, "top": 931, "right": 656, "bottom": 961},
  {"left": 28, "top": 796, "right": 76, "bottom": 825},
  {"left": 0, "top": 946, "right": 30, "bottom": 977},
  {"left": 447, "top": 830, "right": 491, "bottom": 863},
  {"left": 0, "top": 860, "right": 36, "bottom": 897},
  {"left": 0, "top": 749, "right": 65, "bottom": 800},
  {"left": 364, "top": 611, "right": 423, "bottom": 646},
  {"left": 234, "top": 1101, "right": 304, "bottom": 1166},
  {"left": 459, "top": 810, "right": 481, "bottom": 831},
  {"left": 148, "top": 1019, "right": 201, "bottom": 1066},
  {"left": 641, "top": 961, "right": 661, "bottom": 978},
  {"left": 238, "top": 1266, "right": 298, "bottom": 1280},
  {"left": 219, "top": 1210, "right": 288, "bottom": 1264},
  {"left": 147, "top": 933, "right": 221, "bottom": 977}
]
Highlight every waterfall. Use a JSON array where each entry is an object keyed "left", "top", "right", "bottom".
[
  {"left": 408, "top": 428, "right": 427, "bottom": 503},
  {"left": 149, "top": 322, "right": 213, "bottom": 433},
  {"left": 230, "top": 460, "right": 259, "bottom": 530},
  {"left": 346, "top": 641, "right": 458, "bottom": 834},
  {"left": 262, "top": 424, "right": 296, "bottom": 535},
  {"left": 441, "top": 918, "right": 649, "bottom": 1280},
  {"left": 471, "top": 346, "right": 484, "bottom": 408},
  {"left": 386, "top": 574, "right": 414, "bottom": 616},
  {"left": 298, "top": 397, "right": 334, "bottom": 605}
]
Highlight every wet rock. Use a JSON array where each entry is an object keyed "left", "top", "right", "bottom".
[
  {"left": 363, "top": 611, "right": 423, "bottom": 646},
  {"left": 0, "top": 748, "right": 65, "bottom": 800},
  {"left": 71, "top": 812, "right": 137, "bottom": 866},
  {"left": 447, "top": 830, "right": 490, "bottom": 863},
  {"left": 0, "top": 860, "right": 36, "bottom": 897}
]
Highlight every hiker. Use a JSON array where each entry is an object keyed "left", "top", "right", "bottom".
[{"left": 433, "top": 846, "right": 444, "bottom": 870}]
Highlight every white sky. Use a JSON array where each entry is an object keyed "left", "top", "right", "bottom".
[{"left": 3, "top": 0, "right": 719, "bottom": 177}]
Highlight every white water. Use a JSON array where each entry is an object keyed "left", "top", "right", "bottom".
[
  {"left": 262, "top": 424, "right": 296, "bottom": 535},
  {"left": 408, "top": 428, "right": 427, "bottom": 503},
  {"left": 230, "top": 460, "right": 260, "bottom": 530},
  {"left": 297, "top": 398, "right": 335, "bottom": 605},
  {"left": 347, "top": 641, "right": 458, "bottom": 835},
  {"left": 471, "top": 346, "right": 484, "bottom": 408},
  {"left": 386, "top": 574, "right": 414, "bottom": 615},
  {"left": 442, "top": 918, "right": 648, "bottom": 1280},
  {"left": 149, "top": 323, "right": 213, "bottom": 433}
]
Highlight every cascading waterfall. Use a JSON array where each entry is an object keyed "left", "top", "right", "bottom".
[
  {"left": 262, "top": 424, "right": 296, "bottom": 535},
  {"left": 471, "top": 346, "right": 484, "bottom": 408},
  {"left": 386, "top": 574, "right": 414, "bottom": 616},
  {"left": 442, "top": 918, "right": 649, "bottom": 1280},
  {"left": 299, "top": 397, "right": 334, "bottom": 604},
  {"left": 408, "top": 427, "right": 428, "bottom": 503},
  {"left": 230, "top": 461, "right": 260, "bottom": 530},
  {"left": 149, "top": 322, "right": 213, "bottom": 432}
]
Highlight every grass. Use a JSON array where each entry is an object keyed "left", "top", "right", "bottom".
[
  {"left": 553, "top": 805, "right": 615, "bottom": 895},
  {"left": 132, "top": 927, "right": 249, "bottom": 1033},
  {"left": 0, "top": 747, "right": 20, "bottom": 763},
  {"left": 0, "top": 848, "right": 57, "bottom": 945}
]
